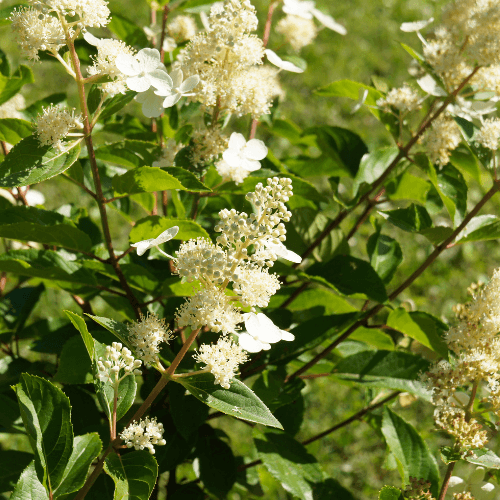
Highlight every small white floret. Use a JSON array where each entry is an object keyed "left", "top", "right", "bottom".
[
  {"left": 238, "top": 313, "right": 295, "bottom": 353},
  {"left": 265, "top": 49, "right": 304, "bottom": 73}
]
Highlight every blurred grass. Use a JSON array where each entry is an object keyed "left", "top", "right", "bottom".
[{"left": 2, "top": 0, "right": 500, "bottom": 498}]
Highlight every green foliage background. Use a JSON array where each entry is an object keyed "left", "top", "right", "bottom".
[{"left": 2, "top": 0, "right": 500, "bottom": 499}]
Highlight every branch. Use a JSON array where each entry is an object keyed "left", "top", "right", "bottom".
[{"left": 287, "top": 180, "right": 500, "bottom": 381}]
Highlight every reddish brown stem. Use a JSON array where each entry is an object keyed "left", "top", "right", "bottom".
[
  {"left": 296, "top": 66, "right": 481, "bottom": 265},
  {"left": 437, "top": 462, "right": 456, "bottom": 500},
  {"left": 159, "top": 5, "right": 171, "bottom": 63},
  {"left": 287, "top": 181, "right": 500, "bottom": 381}
]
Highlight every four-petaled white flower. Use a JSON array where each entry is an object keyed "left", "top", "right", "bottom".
[
  {"left": 222, "top": 133, "right": 268, "bottom": 173},
  {"left": 282, "top": 0, "right": 347, "bottom": 34},
  {"left": 154, "top": 68, "right": 200, "bottom": 108},
  {"left": 135, "top": 87, "right": 166, "bottom": 118},
  {"left": 265, "top": 49, "right": 304, "bottom": 73},
  {"left": 131, "top": 226, "right": 179, "bottom": 257},
  {"left": 116, "top": 48, "right": 170, "bottom": 92},
  {"left": 238, "top": 312, "right": 295, "bottom": 353}
]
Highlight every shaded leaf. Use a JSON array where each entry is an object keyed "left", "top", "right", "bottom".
[
  {"left": 367, "top": 231, "right": 403, "bottom": 284},
  {"left": 14, "top": 374, "right": 73, "bottom": 491},
  {"left": 0, "top": 450, "right": 33, "bottom": 493},
  {"left": 53, "top": 336, "right": 93, "bottom": 384},
  {"left": 379, "top": 204, "right": 432, "bottom": 233},
  {"left": 0, "top": 136, "right": 81, "bottom": 188},
  {"left": 0, "top": 118, "right": 32, "bottom": 145},
  {"left": 379, "top": 486, "right": 404, "bottom": 500},
  {"left": 0, "top": 65, "right": 34, "bottom": 106},
  {"left": 64, "top": 311, "right": 94, "bottom": 360},
  {"left": 104, "top": 451, "right": 158, "bottom": 500},
  {"left": 176, "top": 374, "right": 283, "bottom": 428}
]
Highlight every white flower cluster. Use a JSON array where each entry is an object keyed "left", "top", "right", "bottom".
[
  {"left": 128, "top": 313, "right": 173, "bottom": 367},
  {"left": 96, "top": 342, "right": 142, "bottom": 384},
  {"left": 179, "top": 0, "right": 282, "bottom": 118},
  {"left": 424, "top": 268, "right": 500, "bottom": 455},
  {"left": 216, "top": 132, "right": 268, "bottom": 184},
  {"left": 194, "top": 337, "right": 248, "bottom": 389},
  {"left": 168, "top": 15, "right": 197, "bottom": 42},
  {"left": 376, "top": 84, "right": 422, "bottom": 113},
  {"left": 276, "top": 0, "right": 346, "bottom": 52},
  {"left": 84, "top": 33, "right": 135, "bottom": 97},
  {"left": 35, "top": 105, "right": 83, "bottom": 149},
  {"left": 423, "top": 115, "right": 462, "bottom": 166},
  {"left": 475, "top": 118, "right": 500, "bottom": 151},
  {"left": 44, "top": 0, "right": 111, "bottom": 28},
  {"left": 120, "top": 417, "right": 166, "bottom": 454},
  {"left": 10, "top": 6, "right": 66, "bottom": 61}
]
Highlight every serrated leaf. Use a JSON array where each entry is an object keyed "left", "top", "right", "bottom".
[
  {"left": 379, "top": 204, "right": 433, "bottom": 233},
  {"left": 53, "top": 434, "right": 102, "bottom": 499},
  {"left": 367, "top": 231, "right": 403, "bottom": 284},
  {"left": 0, "top": 118, "right": 32, "bottom": 145},
  {"left": 112, "top": 166, "right": 210, "bottom": 194},
  {"left": 353, "top": 146, "right": 400, "bottom": 197},
  {"left": 465, "top": 449, "right": 500, "bottom": 469},
  {"left": 334, "top": 350, "right": 432, "bottom": 400},
  {"left": 11, "top": 462, "right": 49, "bottom": 500},
  {"left": 387, "top": 308, "right": 448, "bottom": 358},
  {"left": 64, "top": 311, "right": 94, "bottom": 360},
  {"left": 381, "top": 407, "right": 439, "bottom": 494},
  {"left": 253, "top": 428, "right": 323, "bottom": 500},
  {"left": 0, "top": 65, "right": 34, "bottom": 106},
  {"left": 315, "top": 79, "right": 383, "bottom": 119},
  {"left": 14, "top": 374, "right": 73, "bottom": 491},
  {"left": 104, "top": 451, "right": 157, "bottom": 500},
  {"left": 176, "top": 373, "right": 283, "bottom": 428},
  {"left": 0, "top": 450, "right": 33, "bottom": 493},
  {"left": 129, "top": 216, "right": 209, "bottom": 242},
  {"left": 0, "top": 136, "right": 81, "bottom": 188},
  {"left": 0, "top": 249, "right": 97, "bottom": 285},
  {"left": 94, "top": 341, "right": 137, "bottom": 422},
  {"left": 307, "top": 255, "right": 387, "bottom": 302},
  {"left": 53, "top": 336, "right": 93, "bottom": 384},
  {"left": 455, "top": 215, "right": 500, "bottom": 245},
  {"left": 0, "top": 206, "right": 92, "bottom": 252},
  {"left": 86, "top": 314, "right": 132, "bottom": 349},
  {"left": 379, "top": 486, "right": 404, "bottom": 500}
]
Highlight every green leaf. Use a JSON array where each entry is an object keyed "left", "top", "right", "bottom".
[
  {"left": 104, "top": 451, "right": 158, "bottom": 500},
  {"left": 0, "top": 393, "right": 23, "bottom": 432},
  {"left": 99, "top": 91, "right": 137, "bottom": 121},
  {"left": 176, "top": 373, "right": 283, "bottom": 428},
  {"left": 95, "top": 141, "right": 157, "bottom": 168},
  {"left": 53, "top": 434, "right": 102, "bottom": 499},
  {"left": 253, "top": 428, "right": 323, "bottom": 500},
  {"left": 315, "top": 79, "right": 383, "bottom": 119},
  {"left": 94, "top": 341, "right": 137, "bottom": 422},
  {"left": 334, "top": 350, "right": 431, "bottom": 400},
  {"left": 107, "top": 13, "right": 149, "bottom": 47},
  {"left": 0, "top": 136, "right": 81, "bottom": 188},
  {"left": 455, "top": 215, "right": 500, "bottom": 245},
  {"left": 0, "top": 283, "right": 44, "bottom": 333},
  {"left": 381, "top": 407, "right": 439, "bottom": 494},
  {"left": 86, "top": 314, "right": 132, "bottom": 349},
  {"left": 14, "top": 374, "right": 73, "bottom": 491},
  {"left": 386, "top": 171, "right": 430, "bottom": 204},
  {"left": 449, "top": 147, "right": 481, "bottom": 183},
  {"left": 0, "top": 65, "right": 34, "bottom": 106},
  {"left": 0, "top": 206, "right": 92, "bottom": 252},
  {"left": 0, "top": 118, "right": 32, "bottom": 145},
  {"left": 415, "top": 154, "right": 467, "bottom": 226},
  {"left": 353, "top": 146, "right": 400, "bottom": 197},
  {"left": 196, "top": 425, "right": 236, "bottom": 497},
  {"left": 387, "top": 308, "right": 448, "bottom": 358},
  {"left": 379, "top": 204, "right": 432, "bottom": 233},
  {"left": 112, "top": 166, "right": 210, "bottom": 195},
  {"left": 466, "top": 449, "right": 500, "bottom": 469},
  {"left": 11, "top": 462, "right": 49, "bottom": 500},
  {"left": 130, "top": 216, "right": 209, "bottom": 242},
  {"left": 308, "top": 255, "right": 387, "bottom": 302},
  {"left": 0, "top": 450, "right": 33, "bottom": 493},
  {"left": 23, "top": 93, "right": 67, "bottom": 121},
  {"left": 53, "top": 336, "right": 93, "bottom": 384},
  {"left": 64, "top": 311, "right": 94, "bottom": 360},
  {"left": 379, "top": 486, "right": 404, "bottom": 500},
  {"left": 367, "top": 231, "right": 403, "bottom": 284},
  {"left": 304, "top": 125, "right": 368, "bottom": 178},
  {"left": 0, "top": 250, "right": 97, "bottom": 285},
  {"left": 313, "top": 478, "right": 356, "bottom": 500}
]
